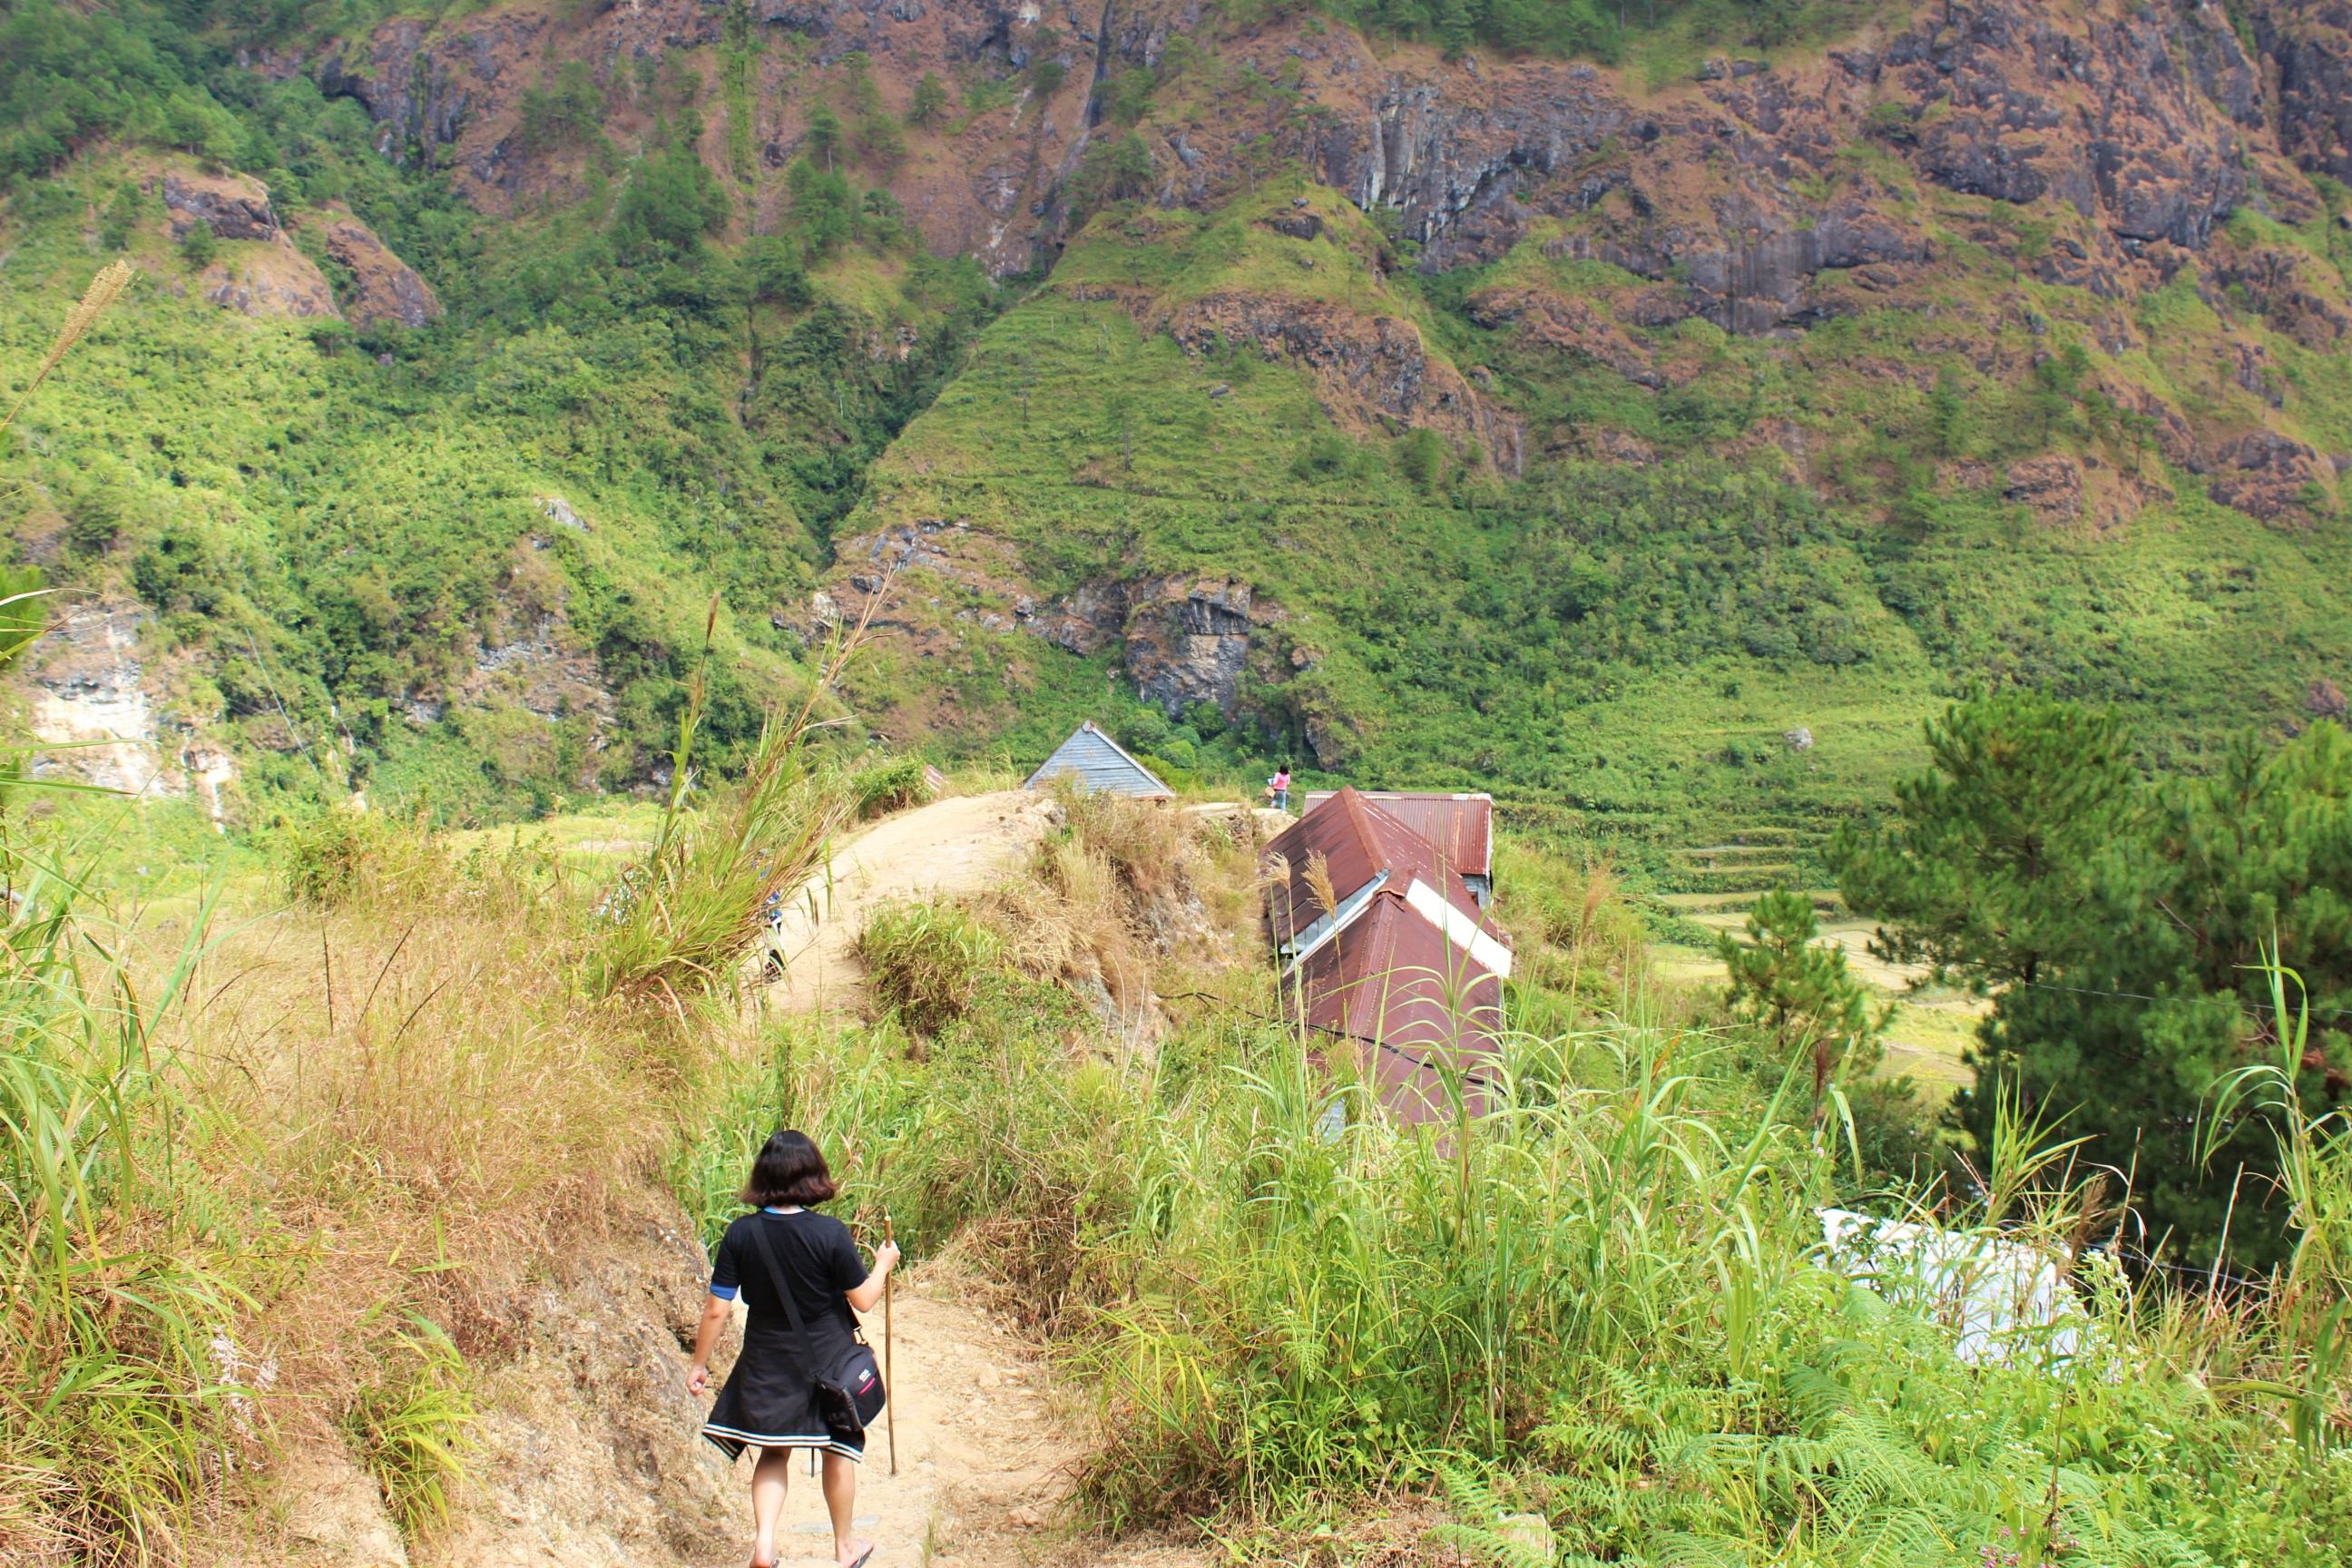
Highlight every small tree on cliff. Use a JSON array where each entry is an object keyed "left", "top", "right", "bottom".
[{"left": 907, "top": 73, "right": 949, "bottom": 132}]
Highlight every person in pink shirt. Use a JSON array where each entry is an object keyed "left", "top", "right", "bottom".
[{"left": 1266, "top": 765, "right": 1292, "bottom": 812}]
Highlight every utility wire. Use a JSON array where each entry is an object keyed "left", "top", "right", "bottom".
[
  {"left": 1159, "top": 988, "right": 1500, "bottom": 1093},
  {"left": 2011, "top": 977, "right": 2352, "bottom": 1026}
]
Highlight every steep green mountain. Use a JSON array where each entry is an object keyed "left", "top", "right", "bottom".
[{"left": 5, "top": 0, "right": 2351, "bottom": 868}]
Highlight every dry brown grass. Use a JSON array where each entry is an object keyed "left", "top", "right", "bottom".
[
  {"left": 1487, "top": 838, "right": 1648, "bottom": 1002},
  {"left": 974, "top": 788, "right": 1222, "bottom": 1019},
  {"left": 152, "top": 836, "right": 739, "bottom": 1501},
  {"left": 914, "top": 789, "right": 1289, "bottom": 1051}
]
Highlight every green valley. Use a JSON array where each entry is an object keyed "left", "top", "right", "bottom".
[{"left": 5, "top": 0, "right": 2352, "bottom": 887}]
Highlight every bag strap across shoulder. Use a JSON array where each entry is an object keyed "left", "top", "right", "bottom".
[{"left": 744, "top": 1210, "right": 823, "bottom": 1367}]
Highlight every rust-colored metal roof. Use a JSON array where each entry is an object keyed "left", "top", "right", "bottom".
[
  {"left": 1298, "top": 790, "right": 1494, "bottom": 880},
  {"left": 1261, "top": 788, "right": 1513, "bottom": 1125},
  {"left": 1263, "top": 788, "right": 1506, "bottom": 954},
  {"left": 1292, "top": 895, "right": 1504, "bottom": 1122}
]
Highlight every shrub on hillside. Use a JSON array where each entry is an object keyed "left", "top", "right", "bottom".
[
  {"left": 339, "top": 1320, "right": 478, "bottom": 1537},
  {"left": 517, "top": 61, "right": 607, "bottom": 154},
  {"left": 786, "top": 158, "right": 856, "bottom": 260},
  {"left": 179, "top": 218, "right": 216, "bottom": 270},
  {"left": 849, "top": 753, "right": 935, "bottom": 819},
  {"left": 855, "top": 899, "right": 1003, "bottom": 1036},
  {"left": 614, "top": 129, "right": 730, "bottom": 257},
  {"left": 276, "top": 804, "right": 449, "bottom": 908},
  {"left": 1048, "top": 779, "right": 1188, "bottom": 902}
]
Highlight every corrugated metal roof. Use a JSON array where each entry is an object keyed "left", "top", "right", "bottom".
[
  {"left": 1262, "top": 787, "right": 1513, "bottom": 1124},
  {"left": 1295, "top": 896, "right": 1505, "bottom": 1123},
  {"left": 1023, "top": 721, "right": 1172, "bottom": 798},
  {"left": 1298, "top": 790, "right": 1493, "bottom": 879},
  {"left": 1263, "top": 789, "right": 1506, "bottom": 957}
]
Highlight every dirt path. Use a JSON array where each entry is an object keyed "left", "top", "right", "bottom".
[
  {"left": 767, "top": 791, "right": 1056, "bottom": 1014},
  {"left": 746, "top": 794, "right": 1201, "bottom": 1567},
  {"left": 709, "top": 1269, "right": 1198, "bottom": 1568}
]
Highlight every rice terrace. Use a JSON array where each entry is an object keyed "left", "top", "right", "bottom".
[{"left": 4, "top": 0, "right": 2352, "bottom": 1561}]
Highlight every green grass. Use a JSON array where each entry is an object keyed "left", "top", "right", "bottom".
[
  {"left": 0, "top": 828, "right": 253, "bottom": 1554},
  {"left": 340, "top": 1318, "right": 479, "bottom": 1538},
  {"left": 680, "top": 953, "right": 2352, "bottom": 1562},
  {"left": 853, "top": 898, "right": 1004, "bottom": 1034}
]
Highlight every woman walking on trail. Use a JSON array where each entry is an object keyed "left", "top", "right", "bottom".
[
  {"left": 689, "top": 1131, "right": 900, "bottom": 1568},
  {"left": 1266, "top": 763, "right": 1292, "bottom": 813}
]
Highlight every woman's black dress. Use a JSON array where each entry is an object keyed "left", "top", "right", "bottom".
[{"left": 702, "top": 1207, "right": 871, "bottom": 1462}]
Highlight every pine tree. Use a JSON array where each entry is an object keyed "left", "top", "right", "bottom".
[
  {"left": 1719, "top": 889, "right": 1885, "bottom": 1118},
  {"left": 907, "top": 72, "right": 948, "bottom": 131},
  {"left": 1833, "top": 691, "right": 2352, "bottom": 1269},
  {"left": 1434, "top": 0, "right": 1479, "bottom": 56}
]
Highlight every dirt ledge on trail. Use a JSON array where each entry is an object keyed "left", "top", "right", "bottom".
[{"left": 209, "top": 1199, "right": 1205, "bottom": 1568}]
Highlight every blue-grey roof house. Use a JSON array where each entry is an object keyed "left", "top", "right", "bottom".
[{"left": 1024, "top": 721, "right": 1172, "bottom": 799}]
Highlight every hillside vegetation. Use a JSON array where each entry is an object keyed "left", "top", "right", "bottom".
[
  {"left": 1, "top": 0, "right": 2349, "bottom": 886},
  {"left": 15, "top": 740, "right": 2347, "bottom": 1563},
  {"left": 9, "top": 0, "right": 2352, "bottom": 1560}
]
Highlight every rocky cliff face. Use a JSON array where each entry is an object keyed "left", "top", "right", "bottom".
[
  {"left": 279, "top": 0, "right": 2352, "bottom": 736},
  {"left": 289, "top": 0, "right": 2333, "bottom": 284},
  {"left": 289, "top": 0, "right": 2352, "bottom": 482},
  {"left": 154, "top": 166, "right": 443, "bottom": 328}
]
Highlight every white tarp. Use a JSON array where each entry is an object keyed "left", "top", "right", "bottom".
[{"left": 1817, "top": 1208, "right": 2091, "bottom": 1367}]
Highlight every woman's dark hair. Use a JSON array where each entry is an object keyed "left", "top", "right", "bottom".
[{"left": 740, "top": 1130, "right": 838, "bottom": 1208}]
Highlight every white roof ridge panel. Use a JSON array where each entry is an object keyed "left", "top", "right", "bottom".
[{"left": 1401, "top": 877, "right": 1514, "bottom": 980}]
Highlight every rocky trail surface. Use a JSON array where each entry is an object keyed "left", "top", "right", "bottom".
[{"left": 766, "top": 789, "right": 1057, "bottom": 1014}]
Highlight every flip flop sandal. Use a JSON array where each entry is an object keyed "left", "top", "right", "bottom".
[{"left": 842, "top": 1545, "right": 877, "bottom": 1568}]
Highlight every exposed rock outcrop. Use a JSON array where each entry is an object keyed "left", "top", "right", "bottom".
[
  {"left": 156, "top": 171, "right": 435, "bottom": 326},
  {"left": 24, "top": 603, "right": 239, "bottom": 820},
  {"left": 158, "top": 170, "right": 338, "bottom": 319},
  {"left": 1122, "top": 578, "right": 1266, "bottom": 717},
  {"left": 1161, "top": 293, "right": 1523, "bottom": 466},
  {"left": 2206, "top": 429, "right": 2329, "bottom": 521},
  {"left": 2258, "top": 0, "right": 2352, "bottom": 184},
  {"left": 196, "top": 250, "right": 340, "bottom": 319},
  {"left": 315, "top": 211, "right": 444, "bottom": 328},
  {"left": 162, "top": 172, "right": 286, "bottom": 241}
]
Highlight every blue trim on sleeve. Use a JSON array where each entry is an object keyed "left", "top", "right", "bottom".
[{"left": 710, "top": 1282, "right": 740, "bottom": 1301}]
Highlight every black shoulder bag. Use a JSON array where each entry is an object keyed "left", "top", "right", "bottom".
[{"left": 746, "top": 1214, "right": 887, "bottom": 1442}]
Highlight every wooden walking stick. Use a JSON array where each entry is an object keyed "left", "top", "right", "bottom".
[{"left": 883, "top": 1210, "right": 898, "bottom": 1475}]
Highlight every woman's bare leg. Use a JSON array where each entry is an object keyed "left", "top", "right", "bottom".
[
  {"left": 750, "top": 1446, "right": 791, "bottom": 1565},
  {"left": 822, "top": 1452, "right": 868, "bottom": 1565}
]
